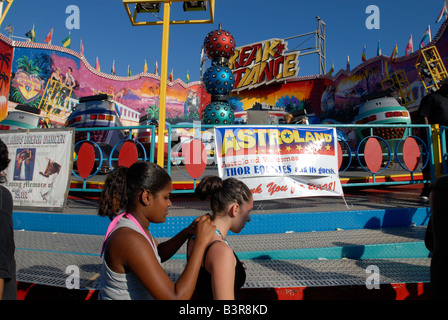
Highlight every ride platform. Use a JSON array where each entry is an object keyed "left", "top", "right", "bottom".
[{"left": 13, "top": 183, "right": 432, "bottom": 300}]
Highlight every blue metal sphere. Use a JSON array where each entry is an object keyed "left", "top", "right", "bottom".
[
  {"left": 203, "top": 65, "right": 235, "bottom": 95},
  {"left": 201, "top": 101, "right": 234, "bottom": 125}
]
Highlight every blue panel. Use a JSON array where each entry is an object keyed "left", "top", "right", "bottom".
[
  {"left": 231, "top": 207, "right": 431, "bottom": 235},
  {"left": 169, "top": 241, "right": 431, "bottom": 260},
  {"left": 13, "top": 207, "right": 431, "bottom": 238},
  {"left": 238, "top": 241, "right": 431, "bottom": 260},
  {"left": 16, "top": 240, "right": 430, "bottom": 261},
  {"left": 13, "top": 212, "right": 110, "bottom": 235}
]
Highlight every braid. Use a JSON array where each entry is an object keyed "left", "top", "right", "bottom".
[{"left": 98, "top": 166, "right": 128, "bottom": 220}]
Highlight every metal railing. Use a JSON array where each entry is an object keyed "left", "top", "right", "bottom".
[
  {"left": 438, "top": 125, "right": 448, "bottom": 176},
  {"left": 69, "top": 123, "right": 438, "bottom": 194},
  {"left": 321, "top": 123, "right": 435, "bottom": 188}
]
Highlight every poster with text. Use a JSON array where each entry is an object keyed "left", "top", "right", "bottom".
[
  {"left": 214, "top": 125, "right": 343, "bottom": 201},
  {"left": 0, "top": 128, "right": 75, "bottom": 211}
]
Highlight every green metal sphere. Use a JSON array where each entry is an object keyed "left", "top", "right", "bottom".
[{"left": 201, "top": 101, "right": 234, "bottom": 125}]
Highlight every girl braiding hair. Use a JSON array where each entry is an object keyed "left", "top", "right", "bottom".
[{"left": 97, "top": 161, "right": 215, "bottom": 300}]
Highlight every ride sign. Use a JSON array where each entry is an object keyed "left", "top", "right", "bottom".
[
  {"left": 228, "top": 38, "right": 300, "bottom": 91},
  {"left": 214, "top": 125, "right": 343, "bottom": 201}
]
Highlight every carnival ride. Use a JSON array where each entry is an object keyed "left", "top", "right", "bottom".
[
  {"left": 200, "top": 24, "right": 236, "bottom": 125},
  {"left": 416, "top": 45, "right": 448, "bottom": 93},
  {"left": 4, "top": 1, "right": 448, "bottom": 301},
  {"left": 163, "top": 24, "right": 236, "bottom": 168},
  {"left": 352, "top": 94, "right": 413, "bottom": 171},
  {"left": 354, "top": 93, "right": 411, "bottom": 141},
  {"left": 0, "top": 16, "right": 446, "bottom": 184},
  {"left": 65, "top": 94, "right": 126, "bottom": 174},
  {"left": 39, "top": 79, "right": 75, "bottom": 118},
  {"left": 381, "top": 69, "right": 415, "bottom": 108},
  {"left": 0, "top": 0, "right": 14, "bottom": 27},
  {"left": 0, "top": 104, "right": 48, "bottom": 130}
]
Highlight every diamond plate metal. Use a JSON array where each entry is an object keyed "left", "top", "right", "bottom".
[{"left": 15, "top": 227, "right": 431, "bottom": 290}]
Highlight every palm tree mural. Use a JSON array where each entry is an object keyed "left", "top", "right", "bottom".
[
  {"left": 16, "top": 56, "right": 42, "bottom": 75},
  {"left": 9, "top": 54, "right": 45, "bottom": 108},
  {"left": 0, "top": 52, "right": 12, "bottom": 120},
  {"left": 0, "top": 52, "right": 11, "bottom": 93},
  {"left": 0, "top": 73, "right": 9, "bottom": 90},
  {"left": 276, "top": 95, "right": 313, "bottom": 115},
  {"left": 0, "top": 52, "right": 11, "bottom": 76},
  {"left": 145, "top": 104, "right": 159, "bottom": 119}
]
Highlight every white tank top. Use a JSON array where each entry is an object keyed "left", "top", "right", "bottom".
[{"left": 98, "top": 216, "right": 161, "bottom": 300}]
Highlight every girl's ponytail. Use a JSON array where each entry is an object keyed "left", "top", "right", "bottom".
[
  {"left": 194, "top": 175, "right": 223, "bottom": 201},
  {"left": 98, "top": 166, "right": 128, "bottom": 220}
]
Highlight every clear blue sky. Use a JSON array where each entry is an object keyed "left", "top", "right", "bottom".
[{"left": 2, "top": 0, "right": 447, "bottom": 81}]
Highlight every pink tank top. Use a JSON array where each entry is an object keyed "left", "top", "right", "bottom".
[
  {"left": 101, "top": 212, "right": 158, "bottom": 259},
  {"left": 99, "top": 213, "right": 160, "bottom": 300}
]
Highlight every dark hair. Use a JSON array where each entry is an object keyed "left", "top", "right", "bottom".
[
  {"left": 98, "top": 161, "right": 172, "bottom": 219},
  {"left": 439, "top": 83, "right": 448, "bottom": 96},
  {"left": 0, "top": 139, "right": 10, "bottom": 183},
  {"left": 195, "top": 175, "right": 252, "bottom": 217}
]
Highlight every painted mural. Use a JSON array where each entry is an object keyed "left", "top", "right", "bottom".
[
  {"left": 330, "top": 20, "right": 448, "bottom": 122},
  {"left": 224, "top": 77, "right": 333, "bottom": 121},
  {"left": 1, "top": 34, "right": 208, "bottom": 126},
  {"left": 0, "top": 39, "right": 13, "bottom": 120},
  {"left": 10, "top": 48, "right": 50, "bottom": 109}
]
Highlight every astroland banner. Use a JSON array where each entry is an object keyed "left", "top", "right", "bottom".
[
  {"left": 0, "top": 128, "right": 75, "bottom": 211},
  {"left": 214, "top": 125, "right": 343, "bottom": 201}
]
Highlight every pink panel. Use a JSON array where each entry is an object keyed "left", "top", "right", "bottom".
[
  {"left": 364, "top": 138, "right": 383, "bottom": 173},
  {"left": 118, "top": 141, "right": 138, "bottom": 168},
  {"left": 402, "top": 137, "right": 421, "bottom": 171}
]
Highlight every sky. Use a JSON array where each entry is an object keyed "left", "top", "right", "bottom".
[{"left": 1, "top": 0, "right": 447, "bottom": 83}]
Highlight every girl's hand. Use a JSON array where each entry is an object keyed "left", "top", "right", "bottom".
[
  {"left": 185, "top": 214, "right": 211, "bottom": 237},
  {"left": 194, "top": 215, "right": 215, "bottom": 246}
]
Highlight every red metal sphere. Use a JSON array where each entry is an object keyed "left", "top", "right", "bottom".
[{"left": 203, "top": 28, "right": 236, "bottom": 61}]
